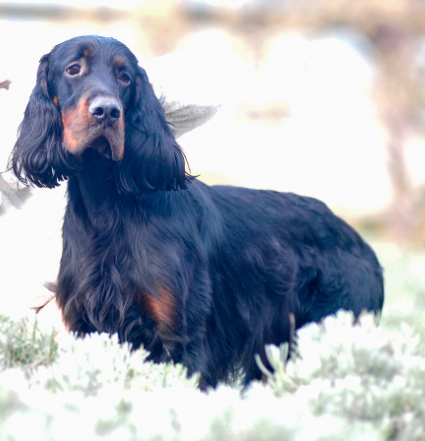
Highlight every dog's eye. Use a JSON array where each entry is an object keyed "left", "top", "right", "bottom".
[
  {"left": 66, "top": 64, "right": 81, "bottom": 76},
  {"left": 119, "top": 73, "right": 131, "bottom": 85}
]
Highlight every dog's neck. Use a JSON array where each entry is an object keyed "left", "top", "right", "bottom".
[
  {"left": 66, "top": 149, "right": 173, "bottom": 226},
  {"left": 67, "top": 150, "right": 119, "bottom": 221}
]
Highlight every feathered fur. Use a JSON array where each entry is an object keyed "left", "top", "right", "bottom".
[{"left": 10, "top": 36, "right": 384, "bottom": 387}]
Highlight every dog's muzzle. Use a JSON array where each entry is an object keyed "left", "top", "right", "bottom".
[{"left": 89, "top": 97, "right": 122, "bottom": 126}]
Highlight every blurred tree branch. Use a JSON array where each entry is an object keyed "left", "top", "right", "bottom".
[
  {"left": 0, "top": 175, "right": 32, "bottom": 212},
  {"left": 0, "top": 80, "right": 11, "bottom": 90},
  {"left": 0, "top": 79, "right": 31, "bottom": 213}
]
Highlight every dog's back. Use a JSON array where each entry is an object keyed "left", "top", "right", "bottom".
[{"left": 185, "top": 182, "right": 383, "bottom": 384}]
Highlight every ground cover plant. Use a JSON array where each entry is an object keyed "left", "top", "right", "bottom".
[{"left": 1, "top": 241, "right": 424, "bottom": 441}]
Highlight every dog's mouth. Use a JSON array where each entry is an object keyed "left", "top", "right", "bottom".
[
  {"left": 83, "top": 125, "right": 125, "bottom": 161},
  {"left": 90, "top": 135, "right": 112, "bottom": 159},
  {"left": 62, "top": 107, "right": 125, "bottom": 161}
]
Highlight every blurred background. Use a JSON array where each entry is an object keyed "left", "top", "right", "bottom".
[{"left": 1, "top": 0, "right": 425, "bottom": 318}]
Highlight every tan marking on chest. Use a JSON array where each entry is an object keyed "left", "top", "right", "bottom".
[{"left": 142, "top": 287, "right": 176, "bottom": 336}]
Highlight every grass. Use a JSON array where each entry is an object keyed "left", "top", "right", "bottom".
[{"left": 0, "top": 315, "right": 57, "bottom": 372}]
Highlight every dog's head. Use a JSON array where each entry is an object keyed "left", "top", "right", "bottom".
[{"left": 11, "top": 35, "right": 191, "bottom": 192}]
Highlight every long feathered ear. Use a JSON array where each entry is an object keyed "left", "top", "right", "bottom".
[
  {"left": 9, "top": 55, "right": 79, "bottom": 188},
  {"left": 116, "top": 66, "right": 193, "bottom": 194}
]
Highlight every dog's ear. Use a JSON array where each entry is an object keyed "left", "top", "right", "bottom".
[
  {"left": 9, "top": 55, "right": 79, "bottom": 188},
  {"left": 116, "top": 66, "right": 193, "bottom": 194}
]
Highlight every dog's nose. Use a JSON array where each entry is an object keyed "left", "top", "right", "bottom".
[{"left": 89, "top": 98, "right": 121, "bottom": 124}]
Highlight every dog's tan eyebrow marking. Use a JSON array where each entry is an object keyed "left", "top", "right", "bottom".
[
  {"left": 113, "top": 56, "right": 125, "bottom": 69},
  {"left": 83, "top": 45, "right": 95, "bottom": 58}
]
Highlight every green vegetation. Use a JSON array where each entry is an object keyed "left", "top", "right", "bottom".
[{"left": 1, "top": 242, "right": 424, "bottom": 440}]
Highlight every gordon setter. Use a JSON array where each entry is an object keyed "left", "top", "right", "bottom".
[{"left": 11, "top": 36, "right": 384, "bottom": 387}]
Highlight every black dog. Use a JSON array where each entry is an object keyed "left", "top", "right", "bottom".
[{"left": 11, "top": 36, "right": 384, "bottom": 387}]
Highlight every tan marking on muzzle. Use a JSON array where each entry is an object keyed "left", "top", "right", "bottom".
[
  {"left": 61, "top": 95, "right": 125, "bottom": 160},
  {"left": 113, "top": 116, "right": 125, "bottom": 161},
  {"left": 62, "top": 96, "right": 91, "bottom": 154}
]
